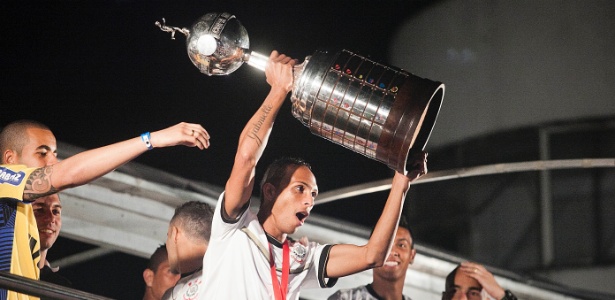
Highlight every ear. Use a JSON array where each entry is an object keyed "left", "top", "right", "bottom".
[
  {"left": 263, "top": 182, "right": 277, "bottom": 202},
  {"left": 2, "top": 149, "right": 16, "bottom": 164},
  {"left": 171, "top": 225, "right": 181, "bottom": 244},
  {"left": 409, "top": 248, "right": 417, "bottom": 265},
  {"left": 143, "top": 269, "right": 154, "bottom": 287}
]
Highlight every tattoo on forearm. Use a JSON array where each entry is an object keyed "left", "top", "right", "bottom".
[
  {"left": 23, "top": 166, "right": 58, "bottom": 201},
  {"left": 247, "top": 105, "right": 273, "bottom": 146}
]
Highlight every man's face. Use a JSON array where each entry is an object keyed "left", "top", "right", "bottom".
[
  {"left": 33, "top": 194, "right": 62, "bottom": 251},
  {"left": 14, "top": 127, "right": 58, "bottom": 167},
  {"left": 269, "top": 166, "right": 318, "bottom": 235},
  {"left": 448, "top": 271, "right": 482, "bottom": 300},
  {"left": 373, "top": 227, "right": 416, "bottom": 282},
  {"left": 150, "top": 260, "right": 180, "bottom": 299}
]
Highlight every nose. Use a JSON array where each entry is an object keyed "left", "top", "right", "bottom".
[
  {"left": 42, "top": 209, "right": 57, "bottom": 223},
  {"left": 303, "top": 194, "right": 314, "bottom": 207}
]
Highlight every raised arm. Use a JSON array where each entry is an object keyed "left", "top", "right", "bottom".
[
  {"left": 22, "top": 122, "right": 209, "bottom": 201},
  {"left": 224, "top": 51, "right": 296, "bottom": 219},
  {"left": 325, "top": 151, "right": 427, "bottom": 278}
]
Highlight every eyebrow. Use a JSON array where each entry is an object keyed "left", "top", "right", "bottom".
[
  {"left": 32, "top": 203, "right": 62, "bottom": 209},
  {"left": 35, "top": 145, "right": 55, "bottom": 152},
  {"left": 453, "top": 285, "right": 481, "bottom": 290}
]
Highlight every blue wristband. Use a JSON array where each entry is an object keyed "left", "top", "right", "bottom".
[{"left": 140, "top": 132, "right": 153, "bottom": 150}]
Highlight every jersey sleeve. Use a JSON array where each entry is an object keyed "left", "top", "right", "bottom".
[
  {"left": 301, "top": 243, "right": 338, "bottom": 289},
  {"left": 0, "top": 165, "right": 36, "bottom": 202},
  {"left": 211, "top": 191, "right": 253, "bottom": 241}
]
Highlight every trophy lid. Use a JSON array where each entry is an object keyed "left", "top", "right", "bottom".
[{"left": 186, "top": 12, "right": 250, "bottom": 76}]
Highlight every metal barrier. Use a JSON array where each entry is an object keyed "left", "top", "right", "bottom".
[{"left": 0, "top": 272, "right": 112, "bottom": 300}]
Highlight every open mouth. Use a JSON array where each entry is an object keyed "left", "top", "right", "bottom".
[
  {"left": 296, "top": 212, "right": 308, "bottom": 222},
  {"left": 39, "top": 229, "right": 55, "bottom": 234}
]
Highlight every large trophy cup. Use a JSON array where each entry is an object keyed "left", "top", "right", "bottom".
[{"left": 156, "top": 12, "right": 444, "bottom": 176}]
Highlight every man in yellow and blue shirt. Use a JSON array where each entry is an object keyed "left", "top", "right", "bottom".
[{"left": 1, "top": 120, "right": 210, "bottom": 299}]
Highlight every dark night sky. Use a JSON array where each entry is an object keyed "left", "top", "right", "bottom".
[{"left": 2, "top": 1, "right": 437, "bottom": 298}]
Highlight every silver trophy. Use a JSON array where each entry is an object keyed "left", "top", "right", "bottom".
[{"left": 156, "top": 12, "right": 444, "bottom": 176}]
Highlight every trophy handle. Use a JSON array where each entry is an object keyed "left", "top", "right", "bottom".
[
  {"left": 244, "top": 51, "right": 308, "bottom": 97},
  {"left": 244, "top": 51, "right": 269, "bottom": 71}
]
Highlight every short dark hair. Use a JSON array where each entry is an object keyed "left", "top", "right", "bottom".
[
  {"left": 444, "top": 265, "right": 459, "bottom": 291},
  {"left": 0, "top": 120, "right": 51, "bottom": 161},
  {"left": 170, "top": 201, "right": 214, "bottom": 242},
  {"left": 146, "top": 244, "right": 168, "bottom": 272},
  {"left": 259, "top": 157, "right": 311, "bottom": 200}
]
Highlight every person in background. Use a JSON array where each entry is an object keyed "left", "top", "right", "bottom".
[
  {"left": 441, "top": 262, "right": 518, "bottom": 300},
  {"left": 162, "top": 201, "right": 213, "bottom": 300},
  {"left": 33, "top": 193, "right": 72, "bottom": 289},
  {"left": 327, "top": 216, "right": 417, "bottom": 300},
  {"left": 142, "top": 245, "right": 180, "bottom": 300}
]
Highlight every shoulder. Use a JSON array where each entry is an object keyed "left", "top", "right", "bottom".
[
  {"left": 166, "top": 270, "right": 204, "bottom": 300},
  {"left": 0, "top": 165, "right": 37, "bottom": 200},
  {"left": 0, "top": 165, "right": 35, "bottom": 183},
  {"left": 502, "top": 290, "right": 518, "bottom": 300},
  {"left": 327, "top": 286, "right": 367, "bottom": 300},
  {"left": 215, "top": 191, "right": 253, "bottom": 225},
  {"left": 40, "top": 266, "right": 72, "bottom": 287}
]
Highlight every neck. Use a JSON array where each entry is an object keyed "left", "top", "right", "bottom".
[
  {"left": 179, "top": 245, "right": 207, "bottom": 274},
  {"left": 180, "top": 258, "right": 204, "bottom": 275},
  {"left": 259, "top": 215, "right": 286, "bottom": 243},
  {"left": 38, "top": 249, "right": 48, "bottom": 269},
  {"left": 370, "top": 278, "right": 405, "bottom": 300},
  {"left": 142, "top": 289, "right": 155, "bottom": 300}
]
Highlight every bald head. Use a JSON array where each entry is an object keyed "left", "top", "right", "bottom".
[{"left": 1, "top": 120, "right": 57, "bottom": 167}]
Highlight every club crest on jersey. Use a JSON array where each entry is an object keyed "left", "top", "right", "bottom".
[
  {"left": 291, "top": 243, "right": 307, "bottom": 263},
  {"left": 0, "top": 168, "right": 25, "bottom": 186},
  {"left": 183, "top": 277, "right": 202, "bottom": 299}
]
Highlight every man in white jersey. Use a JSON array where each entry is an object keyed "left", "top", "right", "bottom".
[
  {"left": 199, "top": 51, "right": 428, "bottom": 300},
  {"left": 162, "top": 201, "right": 213, "bottom": 300}
]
